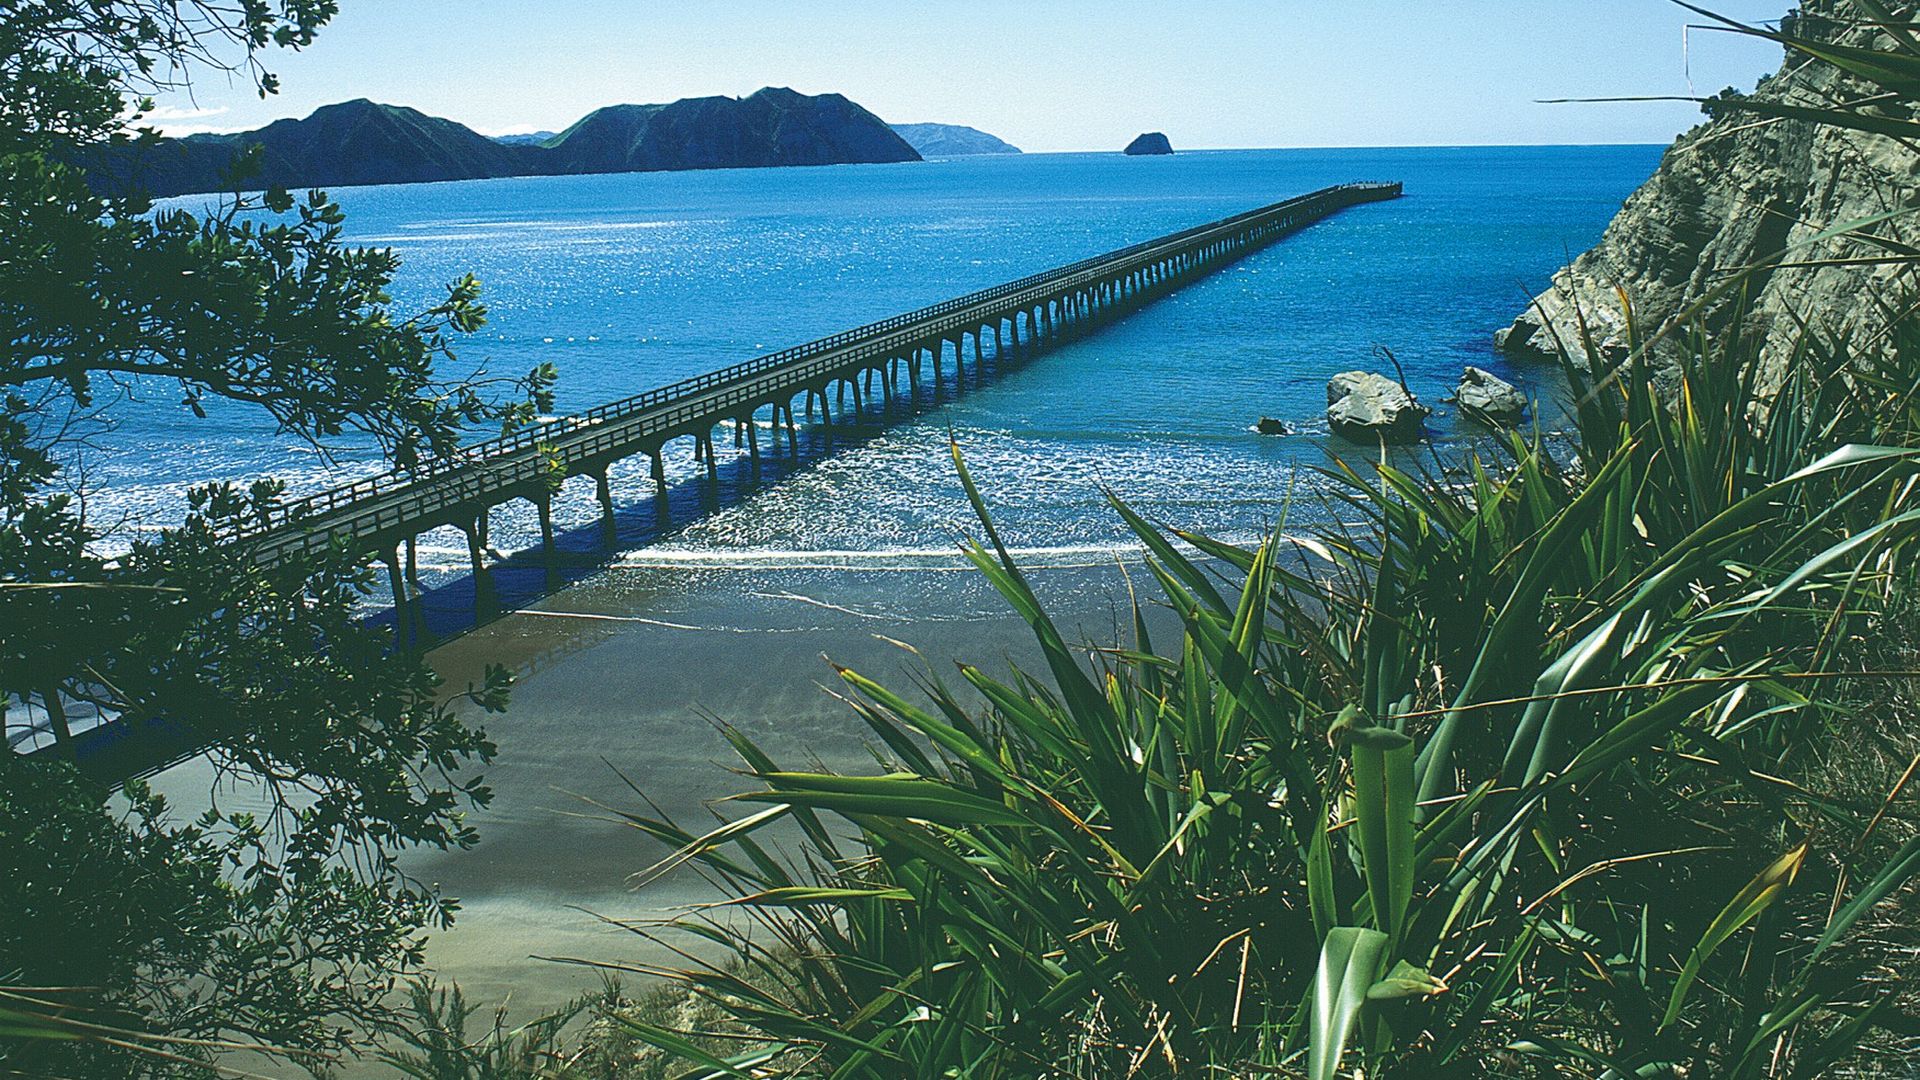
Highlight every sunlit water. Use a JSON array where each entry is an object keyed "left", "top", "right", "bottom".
[{"left": 128, "top": 146, "right": 1658, "bottom": 1017}]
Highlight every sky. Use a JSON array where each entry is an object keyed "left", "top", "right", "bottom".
[{"left": 147, "top": 2, "right": 1795, "bottom": 151}]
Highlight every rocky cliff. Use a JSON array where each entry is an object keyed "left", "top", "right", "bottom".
[
  {"left": 96, "top": 88, "right": 921, "bottom": 198},
  {"left": 1495, "top": 0, "right": 1920, "bottom": 389}
]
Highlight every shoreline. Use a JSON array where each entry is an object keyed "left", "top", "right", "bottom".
[{"left": 409, "top": 551, "right": 1174, "bottom": 1016}]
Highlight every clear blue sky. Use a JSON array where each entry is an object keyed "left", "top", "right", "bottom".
[{"left": 149, "top": 1, "right": 1793, "bottom": 150}]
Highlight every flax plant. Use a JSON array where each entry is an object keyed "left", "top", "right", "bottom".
[
  {"left": 595, "top": 312, "right": 1920, "bottom": 1076},
  {"left": 592, "top": 6, "right": 1920, "bottom": 1077}
]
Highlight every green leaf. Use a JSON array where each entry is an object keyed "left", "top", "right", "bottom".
[
  {"left": 731, "top": 886, "right": 916, "bottom": 906},
  {"left": 1351, "top": 738, "right": 1417, "bottom": 942},
  {"left": 1662, "top": 843, "right": 1807, "bottom": 1030},
  {"left": 1309, "top": 927, "right": 1389, "bottom": 1080},
  {"left": 1366, "top": 959, "right": 1448, "bottom": 1002},
  {"left": 1308, "top": 803, "right": 1338, "bottom": 942},
  {"left": 739, "top": 772, "right": 1037, "bottom": 828},
  {"left": 610, "top": 1013, "right": 769, "bottom": 1078}
]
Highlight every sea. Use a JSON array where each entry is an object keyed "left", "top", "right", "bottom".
[{"left": 127, "top": 145, "right": 1662, "bottom": 1014}]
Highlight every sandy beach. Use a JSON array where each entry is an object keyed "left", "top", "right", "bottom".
[{"left": 407, "top": 549, "right": 1167, "bottom": 1013}]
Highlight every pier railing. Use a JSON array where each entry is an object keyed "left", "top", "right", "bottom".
[{"left": 226, "top": 181, "right": 1402, "bottom": 559}]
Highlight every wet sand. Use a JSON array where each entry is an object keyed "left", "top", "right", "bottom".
[{"left": 408, "top": 551, "right": 1164, "bottom": 1015}]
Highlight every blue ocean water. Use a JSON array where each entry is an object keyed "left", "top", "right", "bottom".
[
  {"left": 111, "top": 145, "right": 1658, "bottom": 569},
  {"left": 132, "top": 146, "right": 1666, "bottom": 1013}
]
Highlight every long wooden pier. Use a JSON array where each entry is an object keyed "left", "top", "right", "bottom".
[{"left": 231, "top": 181, "right": 1402, "bottom": 622}]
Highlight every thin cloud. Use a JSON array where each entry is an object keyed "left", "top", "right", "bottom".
[{"left": 133, "top": 104, "right": 243, "bottom": 136}]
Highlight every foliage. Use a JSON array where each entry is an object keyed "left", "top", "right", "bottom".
[
  {"left": 0, "top": 1, "right": 549, "bottom": 1075},
  {"left": 595, "top": 10, "right": 1920, "bottom": 1075},
  {"left": 377, "top": 981, "right": 602, "bottom": 1080},
  {"left": 606, "top": 363, "right": 1920, "bottom": 1074}
]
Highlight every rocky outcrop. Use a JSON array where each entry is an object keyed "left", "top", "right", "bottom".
[
  {"left": 94, "top": 88, "right": 922, "bottom": 198},
  {"left": 1496, "top": 0, "right": 1920, "bottom": 392},
  {"left": 890, "top": 123, "right": 1021, "bottom": 156},
  {"left": 1124, "top": 132, "right": 1174, "bottom": 156},
  {"left": 1454, "top": 367, "right": 1527, "bottom": 426},
  {"left": 546, "top": 88, "right": 919, "bottom": 174},
  {"left": 1327, "top": 372, "right": 1430, "bottom": 443}
]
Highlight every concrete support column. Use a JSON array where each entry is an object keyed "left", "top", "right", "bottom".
[
  {"left": 384, "top": 545, "right": 412, "bottom": 648},
  {"left": 32, "top": 686, "right": 73, "bottom": 759},
  {"left": 463, "top": 518, "right": 496, "bottom": 618},
  {"left": 744, "top": 410, "right": 760, "bottom": 463},
  {"left": 535, "top": 496, "right": 557, "bottom": 581},
  {"left": 595, "top": 468, "right": 616, "bottom": 549},
  {"left": 700, "top": 433, "right": 718, "bottom": 479},
  {"left": 405, "top": 535, "right": 422, "bottom": 596},
  {"left": 650, "top": 451, "right": 671, "bottom": 525}
]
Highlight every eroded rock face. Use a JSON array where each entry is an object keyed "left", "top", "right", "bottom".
[
  {"left": 1496, "top": 0, "right": 1919, "bottom": 392},
  {"left": 1327, "top": 372, "right": 1429, "bottom": 443},
  {"left": 1455, "top": 367, "right": 1527, "bottom": 426}
]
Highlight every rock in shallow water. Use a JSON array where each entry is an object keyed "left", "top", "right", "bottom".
[
  {"left": 1326, "top": 371, "right": 1430, "bottom": 443},
  {"left": 1455, "top": 366, "right": 1527, "bottom": 426},
  {"left": 1255, "top": 416, "right": 1291, "bottom": 436}
]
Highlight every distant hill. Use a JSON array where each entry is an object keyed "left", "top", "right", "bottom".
[
  {"left": 94, "top": 88, "right": 922, "bottom": 198},
  {"left": 547, "top": 88, "right": 918, "bottom": 173},
  {"left": 491, "top": 131, "right": 556, "bottom": 146},
  {"left": 94, "top": 99, "right": 536, "bottom": 196},
  {"left": 890, "top": 123, "right": 1020, "bottom": 157}
]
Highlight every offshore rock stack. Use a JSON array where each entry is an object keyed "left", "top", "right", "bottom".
[{"left": 1124, "top": 132, "right": 1175, "bottom": 156}]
